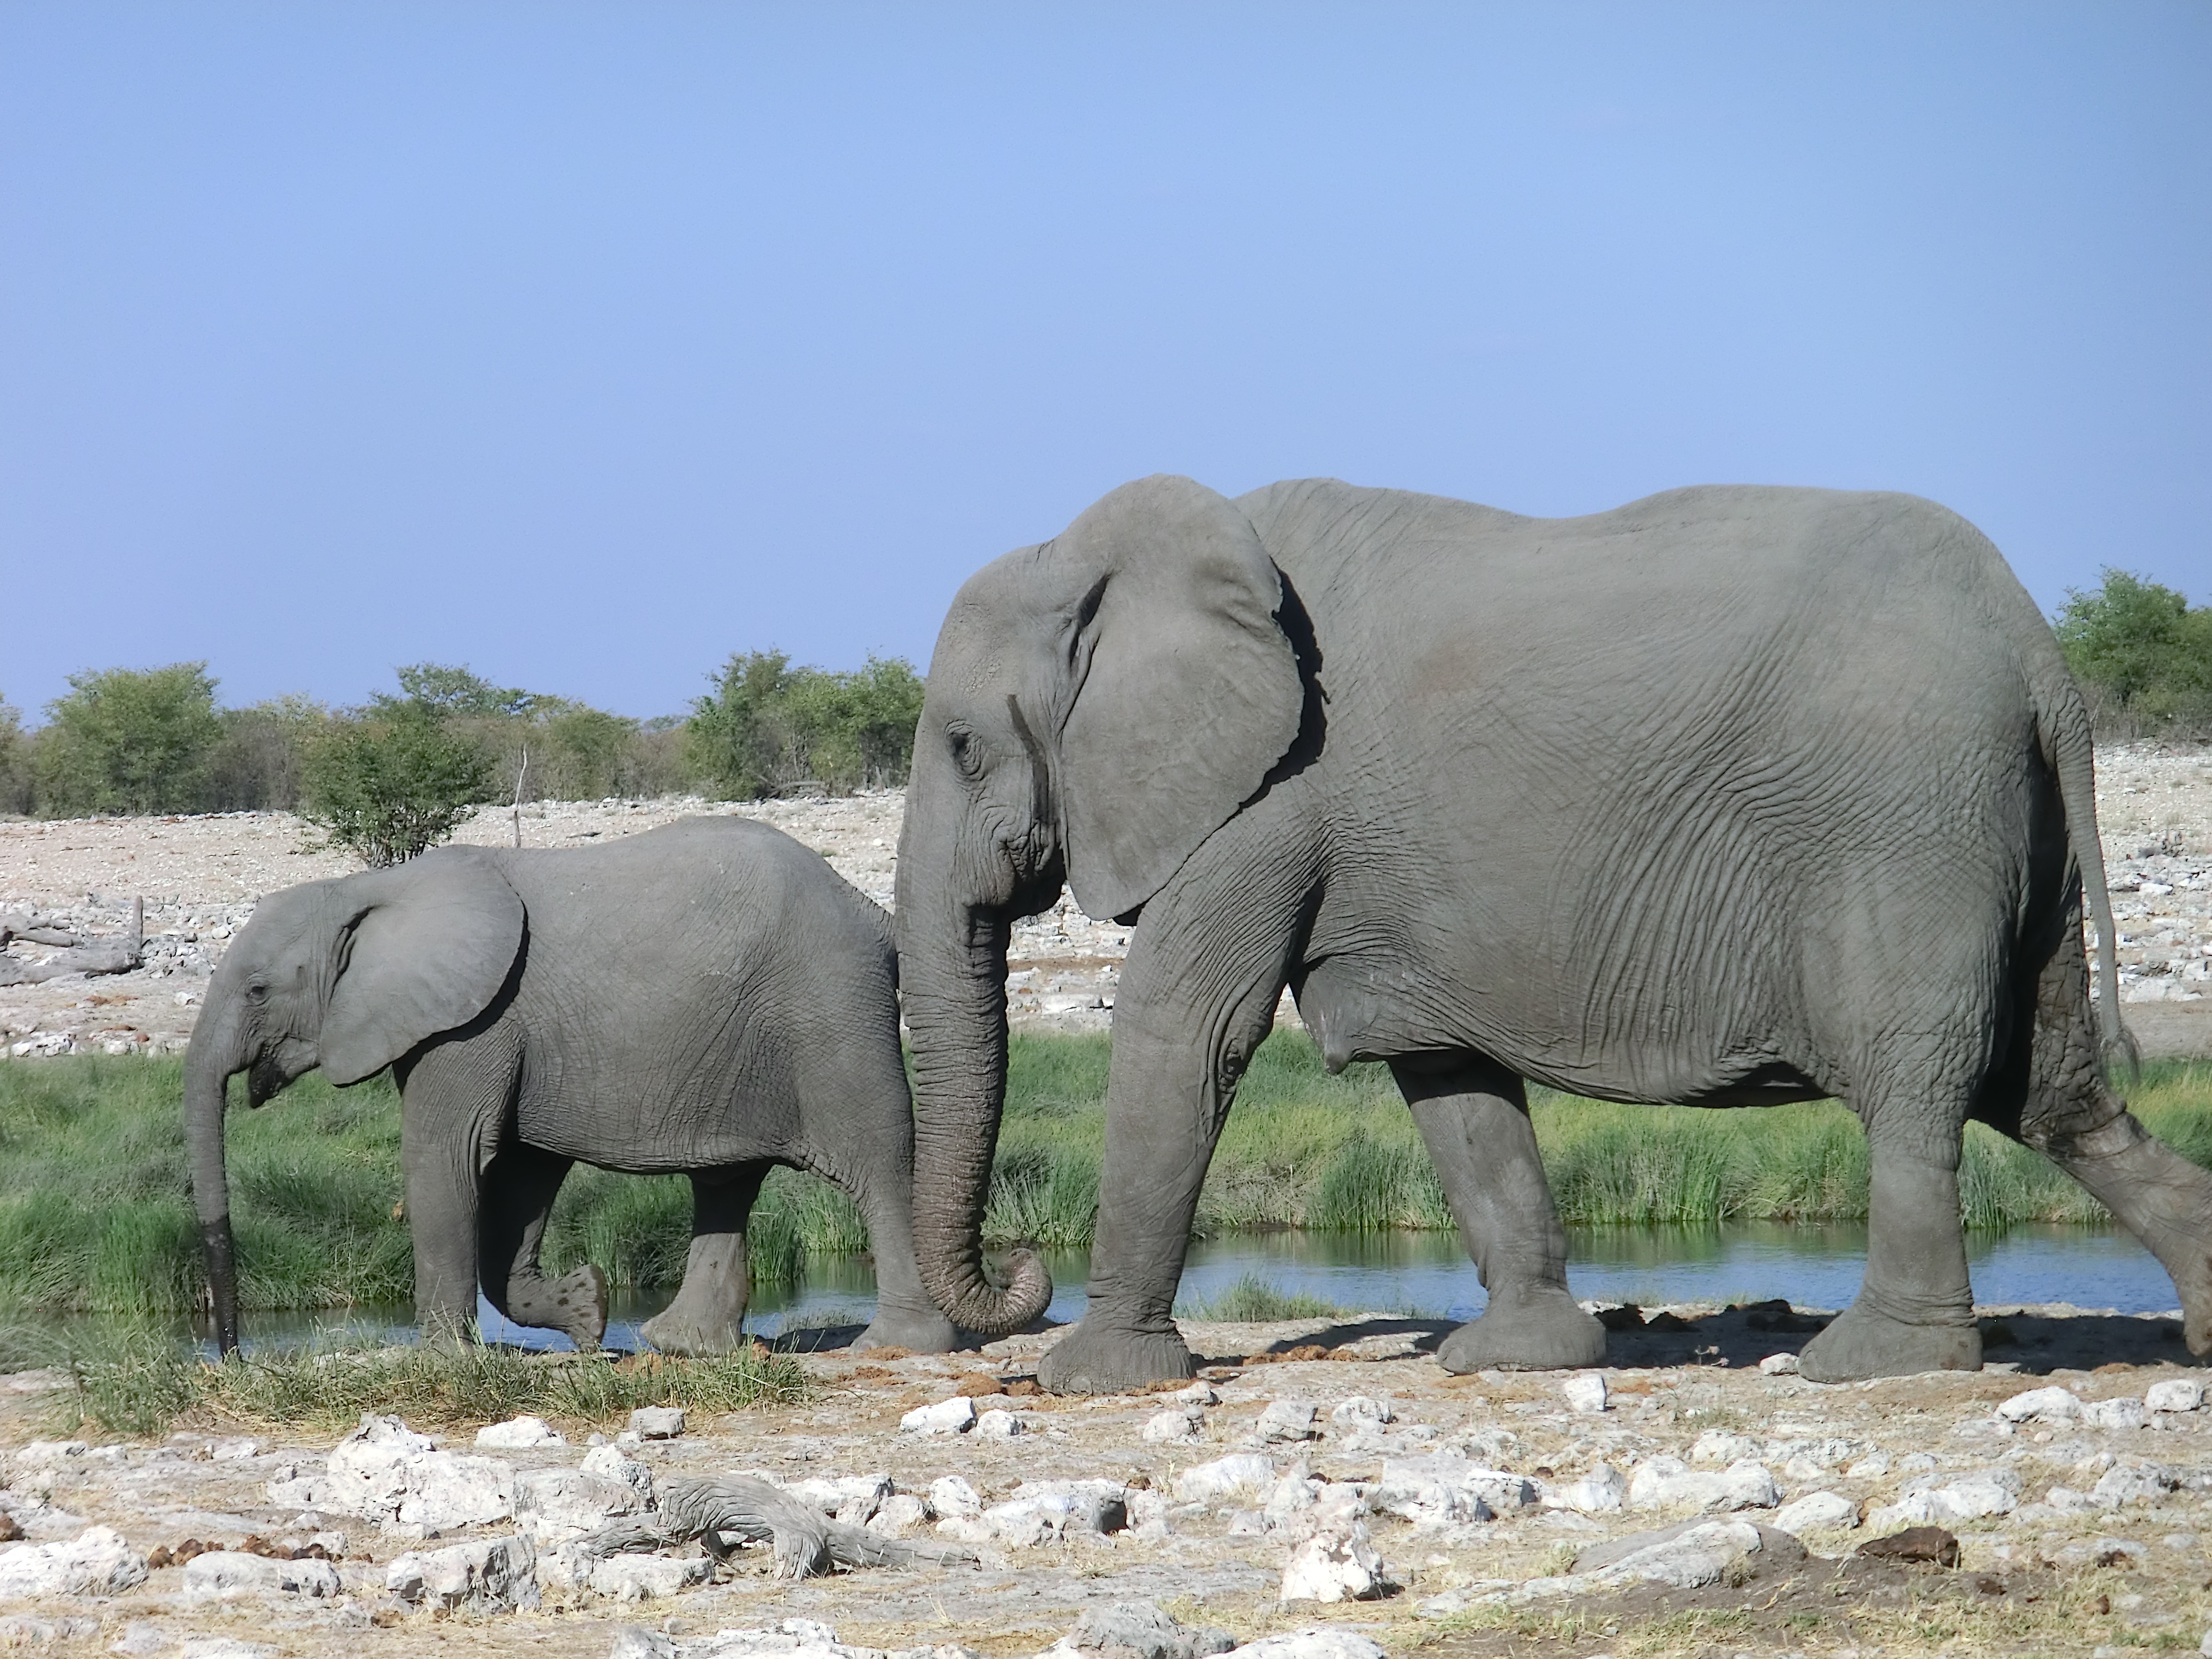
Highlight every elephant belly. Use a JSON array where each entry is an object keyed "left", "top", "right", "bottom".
[
  {"left": 1292, "top": 953, "right": 1827, "bottom": 1108},
  {"left": 514, "top": 1084, "right": 795, "bottom": 1175}
]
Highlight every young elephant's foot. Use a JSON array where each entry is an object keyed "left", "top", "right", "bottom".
[
  {"left": 854, "top": 1302, "right": 961, "bottom": 1354},
  {"left": 503, "top": 1264, "right": 609, "bottom": 1351},
  {"left": 1037, "top": 1318, "right": 1195, "bottom": 1395},
  {"left": 1798, "top": 1302, "right": 1980, "bottom": 1382},
  {"left": 1435, "top": 1289, "right": 1606, "bottom": 1374},
  {"left": 639, "top": 1301, "right": 747, "bottom": 1357}
]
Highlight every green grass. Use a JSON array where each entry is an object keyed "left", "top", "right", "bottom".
[
  {"left": 14, "top": 1317, "right": 807, "bottom": 1438},
  {"left": 1, "top": 1044, "right": 2207, "bottom": 1315},
  {"left": 1173, "top": 1273, "right": 1346, "bottom": 1322}
]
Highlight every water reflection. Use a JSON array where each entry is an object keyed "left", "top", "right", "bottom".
[{"left": 31, "top": 1222, "right": 2186, "bottom": 1356}]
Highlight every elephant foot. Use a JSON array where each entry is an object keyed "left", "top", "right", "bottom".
[
  {"left": 854, "top": 1302, "right": 961, "bottom": 1355},
  {"left": 1798, "top": 1302, "right": 1980, "bottom": 1382},
  {"left": 1435, "top": 1289, "right": 1606, "bottom": 1374},
  {"left": 640, "top": 1300, "right": 748, "bottom": 1357},
  {"left": 1037, "top": 1318, "right": 1195, "bottom": 1395},
  {"left": 504, "top": 1264, "right": 609, "bottom": 1351}
]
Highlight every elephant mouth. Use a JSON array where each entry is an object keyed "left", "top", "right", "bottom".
[{"left": 246, "top": 1053, "right": 287, "bottom": 1108}]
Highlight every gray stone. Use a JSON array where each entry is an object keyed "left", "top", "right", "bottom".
[
  {"left": 0, "top": 1527, "right": 146, "bottom": 1598},
  {"left": 588, "top": 1554, "right": 712, "bottom": 1601},
  {"left": 1256, "top": 1401, "right": 1319, "bottom": 1443},
  {"left": 1172, "top": 1455, "right": 1274, "bottom": 1504},
  {"left": 180, "top": 1551, "right": 343, "bottom": 1600},
  {"left": 385, "top": 1533, "right": 537, "bottom": 1612},
  {"left": 627, "top": 1407, "right": 686, "bottom": 1441},
  {"left": 1278, "top": 1522, "right": 1389, "bottom": 1604}
]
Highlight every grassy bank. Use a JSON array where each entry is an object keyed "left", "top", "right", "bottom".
[{"left": 1, "top": 1038, "right": 2207, "bottom": 1314}]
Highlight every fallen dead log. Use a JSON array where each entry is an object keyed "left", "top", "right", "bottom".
[
  {"left": 0, "top": 900, "right": 140, "bottom": 987},
  {"left": 568, "top": 1475, "right": 978, "bottom": 1581}
]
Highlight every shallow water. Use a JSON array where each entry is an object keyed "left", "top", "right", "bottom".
[{"left": 128, "top": 1219, "right": 2183, "bottom": 1356}]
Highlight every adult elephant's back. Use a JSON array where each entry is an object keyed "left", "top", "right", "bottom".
[{"left": 1233, "top": 479, "right": 2105, "bottom": 1100}]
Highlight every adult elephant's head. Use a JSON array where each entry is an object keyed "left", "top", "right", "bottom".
[
  {"left": 897, "top": 475, "right": 1307, "bottom": 1333},
  {"left": 184, "top": 851, "right": 524, "bottom": 1353}
]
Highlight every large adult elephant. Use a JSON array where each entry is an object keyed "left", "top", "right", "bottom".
[
  {"left": 897, "top": 474, "right": 2212, "bottom": 1392},
  {"left": 186, "top": 817, "right": 956, "bottom": 1358}
]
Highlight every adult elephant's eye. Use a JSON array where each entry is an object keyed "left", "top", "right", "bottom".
[
  {"left": 246, "top": 980, "right": 268, "bottom": 1002},
  {"left": 948, "top": 725, "right": 982, "bottom": 780}
]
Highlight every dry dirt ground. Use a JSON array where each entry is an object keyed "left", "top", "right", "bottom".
[
  {"left": 3, "top": 1307, "right": 2212, "bottom": 1659},
  {"left": 3, "top": 746, "right": 2210, "bottom": 1062}
]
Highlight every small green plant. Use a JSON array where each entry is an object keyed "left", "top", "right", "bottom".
[
  {"left": 32, "top": 663, "right": 225, "bottom": 816},
  {"left": 686, "top": 650, "right": 924, "bottom": 799},
  {"left": 1175, "top": 1273, "right": 1344, "bottom": 1322},
  {"left": 301, "top": 702, "right": 492, "bottom": 866}
]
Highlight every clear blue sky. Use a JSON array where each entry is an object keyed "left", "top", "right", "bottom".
[{"left": 3, "top": 5, "right": 2206, "bottom": 721}]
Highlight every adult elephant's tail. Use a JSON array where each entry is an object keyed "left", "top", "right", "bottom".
[{"left": 2038, "top": 663, "right": 2138, "bottom": 1077}]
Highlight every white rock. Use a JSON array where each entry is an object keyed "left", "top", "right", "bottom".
[
  {"left": 2046, "top": 1485, "right": 2096, "bottom": 1512},
  {"left": 1543, "top": 1465, "right": 1625, "bottom": 1514},
  {"left": 1375, "top": 1455, "right": 1532, "bottom": 1526},
  {"left": 0, "top": 1527, "right": 146, "bottom": 1598},
  {"left": 1772, "top": 1491, "right": 1859, "bottom": 1534},
  {"left": 1996, "top": 1385, "right": 2083, "bottom": 1423},
  {"left": 1256, "top": 1401, "right": 1319, "bottom": 1443},
  {"left": 1689, "top": 1431, "right": 1762, "bottom": 1465},
  {"left": 1172, "top": 1382, "right": 1220, "bottom": 1407},
  {"left": 1327, "top": 1396, "right": 1392, "bottom": 1433},
  {"left": 965, "top": 1482, "right": 1128, "bottom": 1546},
  {"left": 179, "top": 1642, "right": 272, "bottom": 1659},
  {"left": 866, "top": 1494, "right": 929, "bottom": 1537},
  {"left": 785, "top": 1474, "right": 892, "bottom": 1528},
  {"left": 1845, "top": 1453, "right": 1891, "bottom": 1479},
  {"left": 13, "top": 1442, "right": 86, "bottom": 1465},
  {"left": 387, "top": 1533, "right": 537, "bottom": 1612},
  {"left": 181, "top": 1551, "right": 343, "bottom": 1599},
  {"left": 1173, "top": 1454, "right": 1276, "bottom": 1504},
  {"left": 1561, "top": 1373, "right": 1608, "bottom": 1414},
  {"left": 2093, "top": 1462, "right": 2185, "bottom": 1508},
  {"left": 1278, "top": 1522, "right": 1388, "bottom": 1604},
  {"left": 322, "top": 1413, "right": 515, "bottom": 1531},
  {"left": 1222, "top": 1633, "right": 1386, "bottom": 1659},
  {"left": 928, "top": 1476, "right": 983, "bottom": 1520},
  {"left": 627, "top": 1407, "right": 686, "bottom": 1441},
  {"left": 1758, "top": 1353, "right": 1801, "bottom": 1376},
  {"left": 581, "top": 1444, "right": 655, "bottom": 1501},
  {"left": 2149, "top": 1379, "right": 2207, "bottom": 1414},
  {"left": 901, "top": 1397, "right": 976, "bottom": 1435},
  {"left": 1869, "top": 1469, "right": 2019, "bottom": 1529},
  {"left": 1143, "top": 1408, "right": 1203, "bottom": 1443},
  {"left": 1626, "top": 1457, "right": 1780, "bottom": 1513},
  {"left": 477, "top": 1415, "right": 566, "bottom": 1450},
  {"left": 1590, "top": 1519, "right": 1766, "bottom": 1589},
  {"left": 516, "top": 1468, "right": 648, "bottom": 1544},
  {"left": 209, "top": 1437, "right": 265, "bottom": 1461},
  {"left": 590, "top": 1553, "right": 713, "bottom": 1600},
  {"left": 2085, "top": 1397, "right": 2149, "bottom": 1431},
  {"left": 976, "top": 1409, "right": 1026, "bottom": 1440}
]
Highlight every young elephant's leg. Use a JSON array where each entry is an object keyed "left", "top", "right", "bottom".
[
  {"left": 1394, "top": 1053, "right": 1606, "bottom": 1373},
  {"left": 478, "top": 1143, "right": 607, "bottom": 1350},
  {"left": 639, "top": 1165, "right": 769, "bottom": 1357},
  {"left": 1798, "top": 1057, "right": 1981, "bottom": 1382},
  {"left": 397, "top": 1032, "right": 519, "bottom": 1344}
]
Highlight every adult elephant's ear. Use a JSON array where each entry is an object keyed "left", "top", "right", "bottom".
[
  {"left": 321, "top": 851, "right": 526, "bottom": 1085},
  {"left": 1049, "top": 475, "right": 1305, "bottom": 921}
]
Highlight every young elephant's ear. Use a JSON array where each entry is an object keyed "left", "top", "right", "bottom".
[
  {"left": 1048, "top": 476, "right": 1305, "bottom": 920},
  {"left": 321, "top": 851, "right": 525, "bottom": 1085}
]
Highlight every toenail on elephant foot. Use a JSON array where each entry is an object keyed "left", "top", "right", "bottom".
[
  {"left": 855, "top": 1306, "right": 960, "bottom": 1355},
  {"left": 1434, "top": 1295, "right": 1607, "bottom": 1374},
  {"left": 1797, "top": 1302, "right": 1980, "bottom": 1382},
  {"left": 1036, "top": 1320, "right": 1195, "bottom": 1395}
]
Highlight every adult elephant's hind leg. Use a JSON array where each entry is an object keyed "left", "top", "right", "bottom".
[
  {"left": 1395, "top": 1054, "right": 1605, "bottom": 1373},
  {"left": 1798, "top": 1078, "right": 1980, "bottom": 1382},
  {"left": 640, "top": 1165, "right": 768, "bottom": 1356},
  {"left": 479, "top": 1144, "right": 608, "bottom": 1350}
]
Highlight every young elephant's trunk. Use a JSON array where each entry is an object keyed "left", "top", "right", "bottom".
[{"left": 182, "top": 1004, "right": 242, "bottom": 1355}]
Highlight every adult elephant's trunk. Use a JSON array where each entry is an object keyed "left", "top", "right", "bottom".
[
  {"left": 899, "top": 870, "right": 1052, "bottom": 1337},
  {"left": 183, "top": 1002, "right": 243, "bottom": 1356}
]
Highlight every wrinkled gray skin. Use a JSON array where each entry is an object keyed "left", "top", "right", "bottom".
[
  {"left": 186, "top": 817, "right": 955, "bottom": 1358},
  {"left": 898, "top": 475, "right": 2208, "bottom": 1391}
]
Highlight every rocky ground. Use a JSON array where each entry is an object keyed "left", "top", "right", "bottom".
[
  {"left": 3, "top": 1305, "right": 2212, "bottom": 1659},
  {"left": 3, "top": 745, "right": 2209, "bottom": 1064}
]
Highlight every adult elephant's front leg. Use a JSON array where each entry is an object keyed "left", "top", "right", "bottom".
[
  {"left": 1394, "top": 1054, "right": 1605, "bottom": 1372},
  {"left": 641, "top": 1166, "right": 768, "bottom": 1357}
]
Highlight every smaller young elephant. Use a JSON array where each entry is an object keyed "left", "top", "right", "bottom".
[{"left": 184, "top": 817, "right": 956, "bottom": 1358}]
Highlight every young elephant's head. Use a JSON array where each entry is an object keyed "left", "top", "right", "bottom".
[{"left": 184, "top": 850, "right": 523, "bottom": 1352}]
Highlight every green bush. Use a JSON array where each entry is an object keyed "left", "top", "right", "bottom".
[
  {"left": 0, "top": 695, "right": 31, "bottom": 816},
  {"left": 686, "top": 650, "right": 925, "bottom": 799},
  {"left": 32, "top": 663, "right": 225, "bottom": 816},
  {"left": 207, "top": 696, "right": 329, "bottom": 811},
  {"left": 301, "top": 703, "right": 493, "bottom": 866},
  {"left": 2055, "top": 568, "right": 2212, "bottom": 738}
]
